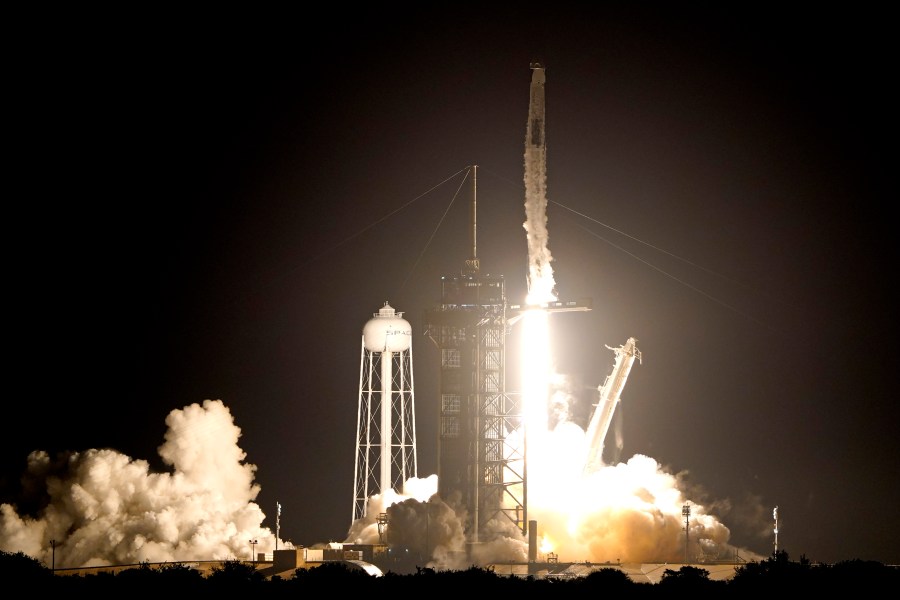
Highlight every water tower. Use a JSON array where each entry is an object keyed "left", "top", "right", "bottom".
[{"left": 352, "top": 302, "right": 418, "bottom": 523}]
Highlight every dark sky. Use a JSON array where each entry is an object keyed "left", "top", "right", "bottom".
[{"left": 5, "top": 6, "right": 896, "bottom": 565}]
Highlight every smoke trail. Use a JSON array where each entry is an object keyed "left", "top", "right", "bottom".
[{"left": 0, "top": 399, "right": 287, "bottom": 568}]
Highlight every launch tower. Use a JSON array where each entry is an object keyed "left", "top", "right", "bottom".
[{"left": 425, "top": 166, "right": 527, "bottom": 543}]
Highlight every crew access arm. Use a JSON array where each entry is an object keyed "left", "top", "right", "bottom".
[{"left": 583, "top": 337, "right": 642, "bottom": 474}]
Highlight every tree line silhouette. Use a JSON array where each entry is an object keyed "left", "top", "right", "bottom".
[{"left": 2, "top": 549, "right": 896, "bottom": 594}]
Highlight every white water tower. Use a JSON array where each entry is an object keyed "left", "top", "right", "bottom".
[{"left": 352, "top": 302, "right": 418, "bottom": 523}]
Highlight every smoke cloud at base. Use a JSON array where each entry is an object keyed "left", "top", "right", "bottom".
[
  {"left": 344, "top": 482, "right": 529, "bottom": 571},
  {"left": 0, "top": 397, "right": 766, "bottom": 571},
  {"left": 341, "top": 457, "right": 766, "bottom": 567},
  {"left": 344, "top": 378, "right": 768, "bottom": 567},
  {"left": 0, "top": 399, "right": 289, "bottom": 568}
]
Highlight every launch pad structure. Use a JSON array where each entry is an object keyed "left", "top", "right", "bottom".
[
  {"left": 423, "top": 165, "right": 593, "bottom": 545},
  {"left": 424, "top": 165, "right": 524, "bottom": 542}
]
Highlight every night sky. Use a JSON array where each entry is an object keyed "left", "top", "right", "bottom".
[{"left": 4, "top": 6, "right": 896, "bottom": 566}]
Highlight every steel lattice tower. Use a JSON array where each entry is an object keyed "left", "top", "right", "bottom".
[{"left": 425, "top": 166, "right": 527, "bottom": 544}]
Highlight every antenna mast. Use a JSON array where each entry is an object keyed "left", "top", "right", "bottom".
[{"left": 464, "top": 165, "right": 479, "bottom": 274}]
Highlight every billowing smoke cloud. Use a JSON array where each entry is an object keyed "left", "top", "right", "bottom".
[
  {"left": 532, "top": 451, "right": 731, "bottom": 563},
  {"left": 344, "top": 476, "right": 528, "bottom": 570},
  {"left": 0, "top": 399, "right": 288, "bottom": 568},
  {"left": 344, "top": 475, "right": 441, "bottom": 547},
  {"left": 344, "top": 427, "right": 762, "bottom": 567},
  {"left": 0, "top": 394, "right": 763, "bottom": 570},
  {"left": 520, "top": 373, "right": 766, "bottom": 565}
]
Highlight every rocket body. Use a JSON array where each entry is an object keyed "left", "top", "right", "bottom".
[
  {"left": 526, "top": 64, "right": 546, "bottom": 150},
  {"left": 523, "top": 62, "right": 555, "bottom": 304}
]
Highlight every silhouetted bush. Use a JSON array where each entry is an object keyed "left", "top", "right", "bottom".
[
  {"left": 115, "top": 561, "right": 206, "bottom": 591},
  {"left": 824, "top": 558, "right": 900, "bottom": 591},
  {"left": 207, "top": 559, "right": 265, "bottom": 587},
  {"left": 730, "top": 550, "right": 826, "bottom": 593},
  {"left": 658, "top": 565, "right": 727, "bottom": 597},
  {"left": 0, "top": 550, "right": 54, "bottom": 583},
  {"left": 3, "top": 549, "right": 897, "bottom": 593},
  {"left": 582, "top": 566, "right": 639, "bottom": 591},
  {"left": 155, "top": 561, "right": 206, "bottom": 586}
]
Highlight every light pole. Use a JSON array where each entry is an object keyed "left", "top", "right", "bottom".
[
  {"left": 377, "top": 513, "right": 388, "bottom": 545},
  {"left": 249, "top": 539, "right": 258, "bottom": 564},
  {"left": 682, "top": 504, "right": 691, "bottom": 564},
  {"left": 773, "top": 506, "right": 779, "bottom": 555},
  {"left": 50, "top": 539, "right": 57, "bottom": 573}
]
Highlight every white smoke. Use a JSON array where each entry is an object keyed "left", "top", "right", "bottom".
[
  {"left": 344, "top": 475, "right": 528, "bottom": 570},
  {"left": 342, "top": 422, "right": 762, "bottom": 567},
  {"left": 344, "top": 475, "right": 440, "bottom": 546},
  {"left": 0, "top": 399, "right": 289, "bottom": 568},
  {"left": 521, "top": 371, "right": 767, "bottom": 564}
]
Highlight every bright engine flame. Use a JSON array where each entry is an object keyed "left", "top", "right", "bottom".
[{"left": 521, "top": 309, "right": 551, "bottom": 434}]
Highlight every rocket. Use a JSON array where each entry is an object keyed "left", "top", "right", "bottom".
[
  {"left": 523, "top": 61, "right": 554, "bottom": 304},
  {"left": 526, "top": 62, "right": 546, "bottom": 155}
]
